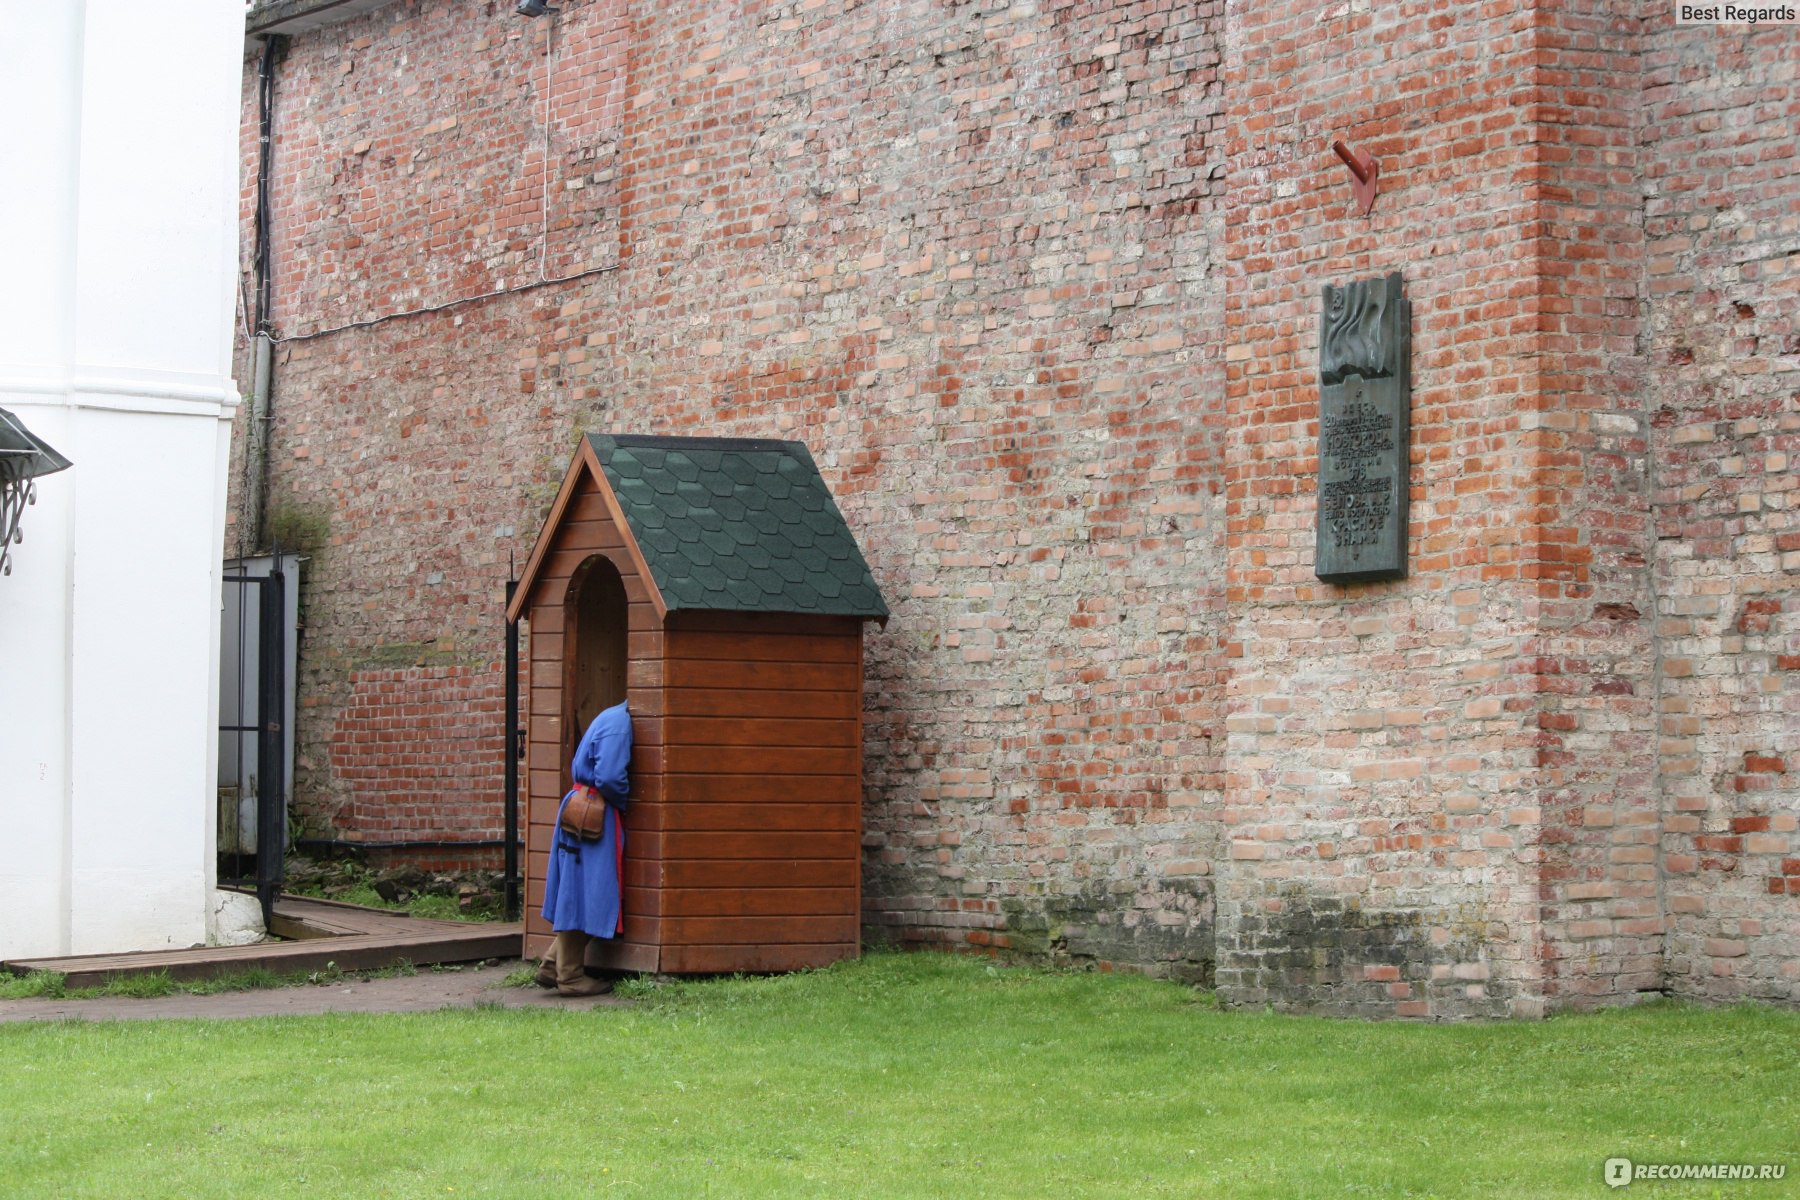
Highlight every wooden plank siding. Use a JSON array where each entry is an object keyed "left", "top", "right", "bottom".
[
  {"left": 661, "top": 943, "right": 859, "bottom": 974},
  {"left": 651, "top": 611, "right": 865, "bottom": 968},
  {"left": 523, "top": 470, "right": 666, "bottom": 971}
]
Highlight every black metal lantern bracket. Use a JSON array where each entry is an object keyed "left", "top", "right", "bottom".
[{"left": 0, "top": 407, "right": 73, "bottom": 578}]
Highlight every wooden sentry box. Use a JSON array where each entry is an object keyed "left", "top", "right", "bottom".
[{"left": 506, "top": 434, "right": 888, "bottom": 974}]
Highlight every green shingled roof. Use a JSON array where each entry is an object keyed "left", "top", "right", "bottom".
[{"left": 590, "top": 434, "right": 888, "bottom": 620}]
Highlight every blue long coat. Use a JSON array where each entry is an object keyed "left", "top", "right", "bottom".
[{"left": 542, "top": 700, "right": 631, "bottom": 938}]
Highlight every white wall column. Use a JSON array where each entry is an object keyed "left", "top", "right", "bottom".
[{"left": 0, "top": 1, "right": 244, "bottom": 958}]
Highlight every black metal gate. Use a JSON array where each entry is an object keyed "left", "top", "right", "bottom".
[{"left": 219, "top": 562, "right": 288, "bottom": 928}]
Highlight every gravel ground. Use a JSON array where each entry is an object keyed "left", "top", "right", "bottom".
[{"left": 0, "top": 960, "right": 628, "bottom": 1023}]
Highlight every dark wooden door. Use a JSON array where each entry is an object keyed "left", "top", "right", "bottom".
[{"left": 564, "top": 554, "right": 629, "bottom": 766}]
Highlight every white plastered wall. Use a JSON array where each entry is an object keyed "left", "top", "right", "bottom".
[{"left": 0, "top": 1, "right": 244, "bottom": 958}]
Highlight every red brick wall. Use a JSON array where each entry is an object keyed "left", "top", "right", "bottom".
[
  {"left": 238, "top": 0, "right": 1230, "bottom": 983},
  {"left": 1219, "top": 0, "right": 1569, "bottom": 1018},
  {"left": 1519, "top": 0, "right": 1663, "bottom": 1014},
  {"left": 330, "top": 664, "right": 507, "bottom": 846},
  {"left": 260, "top": 9, "right": 621, "bottom": 335},
  {"left": 235, "top": 0, "right": 1797, "bottom": 1010},
  {"left": 1643, "top": 20, "right": 1800, "bottom": 1004}
]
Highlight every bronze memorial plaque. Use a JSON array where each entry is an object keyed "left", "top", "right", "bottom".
[{"left": 1315, "top": 271, "right": 1410, "bottom": 584}]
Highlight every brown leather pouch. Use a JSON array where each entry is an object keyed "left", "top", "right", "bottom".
[{"left": 559, "top": 785, "right": 609, "bottom": 841}]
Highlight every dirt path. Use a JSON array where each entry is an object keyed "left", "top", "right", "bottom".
[{"left": 0, "top": 961, "right": 628, "bottom": 1023}]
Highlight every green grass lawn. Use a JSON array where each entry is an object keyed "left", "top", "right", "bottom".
[{"left": 1, "top": 952, "right": 1794, "bottom": 1198}]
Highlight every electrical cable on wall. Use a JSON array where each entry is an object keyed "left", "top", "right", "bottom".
[
  {"left": 245, "top": 0, "right": 614, "bottom": 349},
  {"left": 230, "top": 17, "right": 594, "bottom": 862}
]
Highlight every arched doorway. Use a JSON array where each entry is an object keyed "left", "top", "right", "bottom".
[{"left": 563, "top": 554, "right": 628, "bottom": 769}]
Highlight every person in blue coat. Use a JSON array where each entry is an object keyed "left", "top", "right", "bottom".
[{"left": 538, "top": 699, "right": 631, "bottom": 996}]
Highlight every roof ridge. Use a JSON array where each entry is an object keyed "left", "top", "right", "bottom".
[{"left": 590, "top": 433, "right": 805, "bottom": 453}]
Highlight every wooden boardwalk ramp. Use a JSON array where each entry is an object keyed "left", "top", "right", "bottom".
[{"left": 3, "top": 895, "right": 522, "bottom": 989}]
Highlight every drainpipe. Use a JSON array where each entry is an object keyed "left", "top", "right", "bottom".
[
  {"left": 504, "top": 577, "right": 522, "bottom": 920},
  {"left": 248, "top": 33, "right": 286, "bottom": 550},
  {"left": 245, "top": 333, "right": 273, "bottom": 547}
]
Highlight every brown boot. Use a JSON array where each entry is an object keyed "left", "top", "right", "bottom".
[
  {"left": 553, "top": 930, "right": 610, "bottom": 997},
  {"left": 533, "top": 943, "right": 557, "bottom": 989}
]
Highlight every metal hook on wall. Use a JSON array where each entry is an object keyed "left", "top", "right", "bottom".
[{"left": 1332, "top": 139, "right": 1379, "bottom": 217}]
